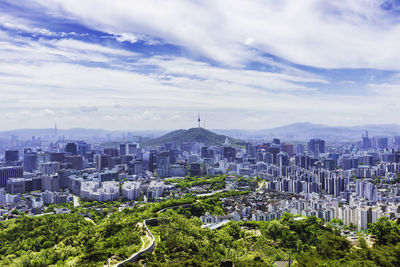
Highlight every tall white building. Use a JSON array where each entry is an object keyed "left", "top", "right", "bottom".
[
  {"left": 358, "top": 208, "right": 368, "bottom": 230},
  {"left": 80, "top": 181, "right": 120, "bottom": 202},
  {"left": 0, "top": 188, "right": 5, "bottom": 203},
  {"left": 122, "top": 181, "right": 141, "bottom": 200},
  {"left": 147, "top": 181, "right": 164, "bottom": 199}
]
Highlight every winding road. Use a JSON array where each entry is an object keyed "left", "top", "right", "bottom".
[{"left": 113, "top": 219, "right": 156, "bottom": 267}]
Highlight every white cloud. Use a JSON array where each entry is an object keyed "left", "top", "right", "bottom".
[
  {"left": 29, "top": 0, "right": 400, "bottom": 69},
  {"left": 1, "top": 1, "right": 400, "bottom": 130},
  {"left": 0, "top": 14, "right": 57, "bottom": 36},
  {"left": 115, "top": 32, "right": 138, "bottom": 43},
  {"left": 45, "top": 38, "right": 137, "bottom": 57},
  {"left": 0, "top": 54, "right": 396, "bottom": 130},
  {"left": 368, "top": 82, "right": 400, "bottom": 97},
  {"left": 0, "top": 30, "right": 137, "bottom": 66}
]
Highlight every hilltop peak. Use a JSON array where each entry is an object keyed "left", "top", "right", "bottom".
[{"left": 144, "top": 127, "right": 242, "bottom": 146}]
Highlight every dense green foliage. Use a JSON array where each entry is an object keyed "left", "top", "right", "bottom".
[
  {"left": 139, "top": 211, "right": 283, "bottom": 266},
  {"left": 136, "top": 212, "right": 400, "bottom": 267},
  {"left": 127, "top": 212, "right": 344, "bottom": 266},
  {"left": 368, "top": 217, "right": 400, "bottom": 245},
  {"left": 0, "top": 213, "right": 141, "bottom": 266},
  {"left": 189, "top": 190, "right": 249, "bottom": 216},
  {"left": 2, "top": 191, "right": 400, "bottom": 266},
  {"left": 296, "top": 216, "right": 400, "bottom": 266},
  {"left": 166, "top": 175, "right": 227, "bottom": 190}
]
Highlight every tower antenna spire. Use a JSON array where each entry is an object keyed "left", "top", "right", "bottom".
[
  {"left": 198, "top": 113, "right": 201, "bottom": 128},
  {"left": 54, "top": 123, "right": 58, "bottom": 141}
]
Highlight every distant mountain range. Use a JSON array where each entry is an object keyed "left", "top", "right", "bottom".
[
  {"left": 142, "top": 127, "right": 244, "bottom": 146},
  {"left": 213, "top": 122, "right": 400, "bottom": 142},
  {"left": 2, "top": 122, "right": 400, "bottom": 143},
  {"left": 0, "top": 128, "right": 165, "bottom": 142}
]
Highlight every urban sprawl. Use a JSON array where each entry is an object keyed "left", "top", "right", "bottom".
[{"left": 1, "top": 128, "right": 400, "bottom": 233}]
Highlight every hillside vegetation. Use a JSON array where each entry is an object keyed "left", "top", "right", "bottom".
[
  {"left": 0, "top": 213, "right": 141, "bottom": 266},
  {"left": 143, "top": 127, "right": 245, "bottom": 147},
  {"left": 1, "top": 192, "right": 400, "bottom": 266}
]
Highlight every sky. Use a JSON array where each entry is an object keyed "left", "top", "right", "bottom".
[{"left": 1, "top": 0, "right": 400, "bottom": 131}]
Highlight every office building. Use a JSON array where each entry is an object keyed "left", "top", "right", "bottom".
[
  {"left": 0, "top": 166, "right": 23, "bottom": 187},
  {"left": 23, "top": 151, "right": 37, "bottom": 173},
  {"left": 119, "top": 144, "right": 127, "bottom": 156},
  {"left": 189, "top": 163, "right": 201, "bottom": 176},
  {"left": 65, "top": 143, "right": 77, "bottom": 155},
  {"left": 104, "top": 148, "right": 119, "bottom": 157},
  {"left": 7, "top": 178, "right": 25, "bottom": 194},
  {"left": 41, "top": 175, "right": 60, "bottom": 192},
  {"left": 127, "top": 160, "right": 142, "bottom": 176},
  {"left": 64, "top": 155, "right": 84, "bottom": 170},
  {"left": 156, "top": 151, "right": 170, "bottom": 178},
  {"left": 38, "top": 162, "right": 60, "bottom": 175},
  {"left": 143, "top": 152, "right": 155, "bottom": 172},
  {"left": 308, "top": 139, "right": 325, "bottom": 157},
  {"left": 96, "top": 154, "right": 111, "bottom": 171},
  {"left": 50, "top": 152, "right": 65, "bottom": 164},
  {"left": 5, "top": 150, "right": 19, "bottom": 162},
  {"left": 169, "top": 164, "right": 186, "bottom": 177}
]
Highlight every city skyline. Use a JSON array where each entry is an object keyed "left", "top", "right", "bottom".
[
  {"left": 2, "top": 1, "right": 400, "bottom": 266},
  {"left": 1, "top": 1, "right": 400, "bottom": 130}
]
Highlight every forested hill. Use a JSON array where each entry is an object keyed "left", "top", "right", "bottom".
[
  {"left": 143, "top": 127, "right": 245, "bottom": 146},
  {"left": 1, "top": 193, "right": 400, "bottom": 266}
]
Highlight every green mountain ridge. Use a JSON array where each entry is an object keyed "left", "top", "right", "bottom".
[{"left": 143, "top": 127, "right": 244, "bottom": 146}]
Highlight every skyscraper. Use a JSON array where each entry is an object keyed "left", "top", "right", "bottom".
[
  {"left": 119, "top": 143, "right": 127, "bottom": 156},
  {"left": 362, "top": 130, "right": 371, "bottom": 149},
  {"left": 54, "top": 124, "right": 58, "bottom": 141},
  {"left": 156, "top": 151, "right": 170, "bottom": 178},
  {"left": 308, "top": 139, "right": 325, "bottom": 157}
]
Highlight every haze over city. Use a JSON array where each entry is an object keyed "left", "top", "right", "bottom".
[{"left": 1, "top": 1, "right": 400, "bottom": 130}]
